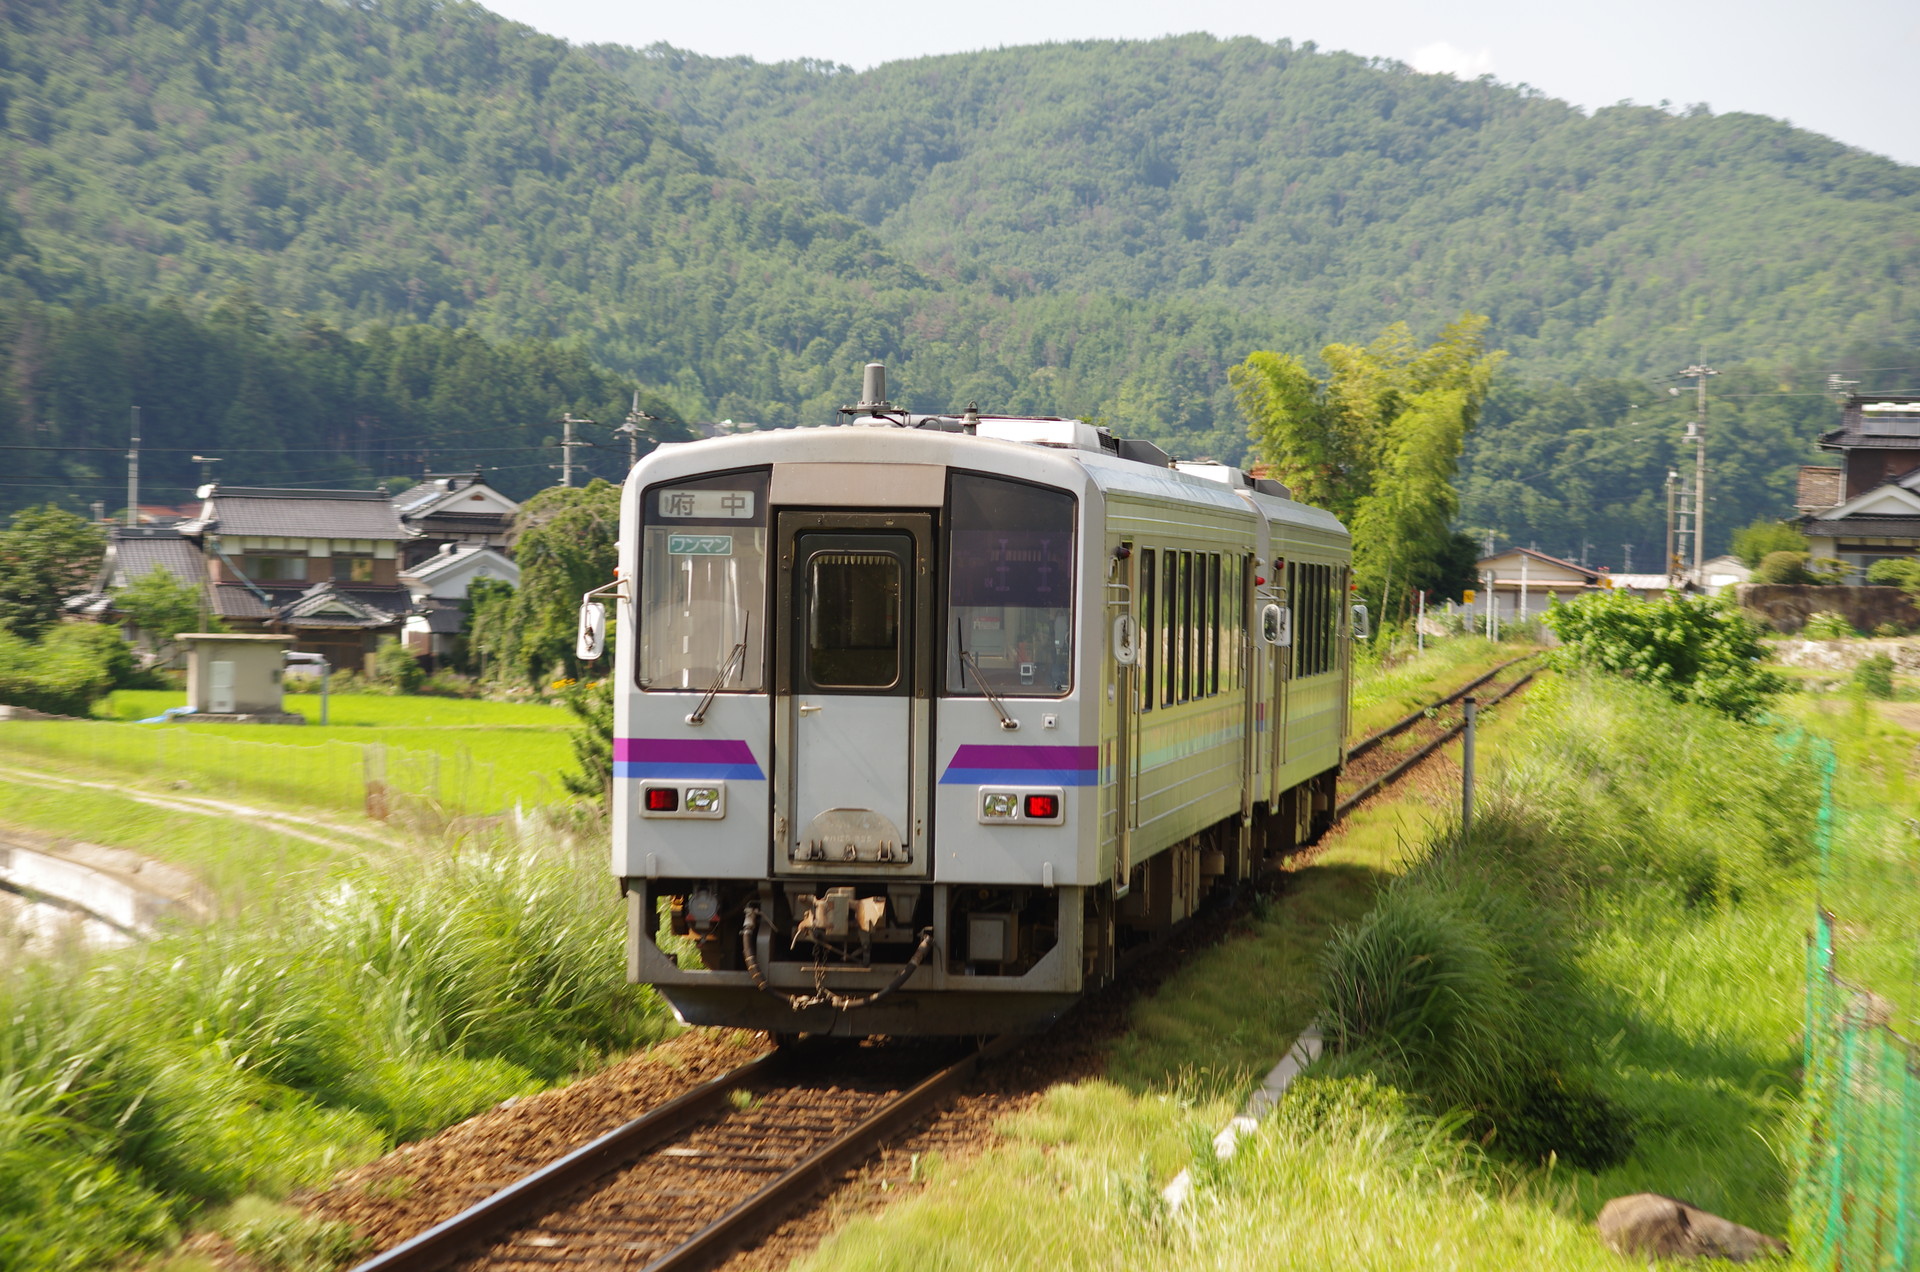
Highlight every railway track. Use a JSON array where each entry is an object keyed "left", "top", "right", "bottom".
[
  {"left": 1335, "top": 655, "right": 1540, "bottom": 820},
  {"left": 346, "top": 1038, "right": 1008, "bottom": 1272},
  {"left": 337, "top": 660, "right": 1543, "bottom": 1272}
]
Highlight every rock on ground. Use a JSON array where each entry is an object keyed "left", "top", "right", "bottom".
[{"left": 1597, "top": 1194, "right": 1786, "bottom": 1262}]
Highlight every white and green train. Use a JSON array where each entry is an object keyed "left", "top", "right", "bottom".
[{"left": 584, "top": 365, "right": 1363, "bottom": 1037}]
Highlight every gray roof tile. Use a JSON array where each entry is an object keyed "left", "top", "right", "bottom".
[{"left": 184, "top": 487, "right": 410, "bottom": 540}]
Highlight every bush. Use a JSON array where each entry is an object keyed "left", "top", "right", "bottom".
[
  {"left": 369, "top": 637, "right": 425, "bottom": 694},
  {"left": 1852, "top": 652, "right": 1895, "bottom": 699},
  {"left": 1802, "top": 610, "right": 1857, "bottom": 640},
  {"left": 1752, "top": 550, "right": 1847, "bottom": 585},
  {"left": 1730, "top": 518, "right": 1809, "bottom": 569},
  {"left": 0, "top": 624, "right": 135, "bottom": 715},
  {"left": 1542, "top": 590, "right": 1785, "bottom": 720}
]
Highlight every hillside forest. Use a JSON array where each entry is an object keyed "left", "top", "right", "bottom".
[{"left": 0, "top": 0, "right": 1916, "bottom": 566}]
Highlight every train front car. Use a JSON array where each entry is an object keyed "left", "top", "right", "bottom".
[{"left": 608, "top": 382, "right": 1356, "bottom": 1038}]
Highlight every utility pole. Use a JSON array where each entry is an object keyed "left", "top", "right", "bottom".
[
  {"left": 192, "top": 454, "right": 222, "bottom": 489},
  {"left": 1673, "top": 364, "right": 1718, "bottom": 582},
  {"left": 1623, "top": 543, "right": 1633, "bottom": 574},
  {"left": 557, "top": 413, "right": 597, "bottom": 488},
  {"left": 612, "top": 392, "right": 658, "bottom": 471},
  {"left": 125, "top": 405, "right": 140, "bottom": 527},
  {"left": 1665, "top": 468, "right": 1680, "bottom": 587}
]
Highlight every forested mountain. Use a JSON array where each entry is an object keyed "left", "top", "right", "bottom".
[
  {"left": 605, "top": 37, "right": 1920, "bottom": 377},
  {"left": 0, "top": 0, "right": 1914, "bottom": 560}
]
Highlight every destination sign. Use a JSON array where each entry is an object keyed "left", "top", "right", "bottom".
[
  {"left": 658, "top": 489, "right": 756, "bottom": 519},
  {"left": 668, "top": 534, "right": 734, "bottom": 556}
]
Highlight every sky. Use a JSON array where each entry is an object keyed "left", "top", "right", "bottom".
[{"left": 478, "top": 0, "right": 1920, "bottom": 167}]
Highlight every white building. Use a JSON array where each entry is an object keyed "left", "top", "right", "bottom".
[
  {"left": 1474, "top": 548, "right": 1603, "bottom": 620},
  {"left": 399, "top": 544, "right": 521, "bottom": 661}
]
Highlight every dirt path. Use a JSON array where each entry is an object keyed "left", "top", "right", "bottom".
[{"left": 0, "top": 762, "right": 395, "bottom": 862}]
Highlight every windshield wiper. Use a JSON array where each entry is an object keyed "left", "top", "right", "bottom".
[
  {"left": 687, "top": 618, "right": 749, "bottom": 725},
  {"left": 957, "top": 620, "right": 1020, "bottom": 731}
]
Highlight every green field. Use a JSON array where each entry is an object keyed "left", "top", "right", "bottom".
[{"left": 0, "top": 691, "right": 585, "bottom": 816}]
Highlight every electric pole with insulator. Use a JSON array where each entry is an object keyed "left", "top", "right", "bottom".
[
  {"left": 1673, "top": 364, "right": 1717, "bottom": 583},
  {"left": 557, "top": 413, "right": 597, "bottom": 487},
  {"left": 613, "top": 392, "right": 658, "bottom": 471},
  {"left": 125, "top": 405, "right": 140, "bottom": 527}
]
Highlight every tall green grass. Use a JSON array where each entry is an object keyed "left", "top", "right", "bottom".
[
  {"left": 1318, "top": 673, "right": 1819, "bottom": 1230},
  {"left": 0, "top": 819, "right": 670, "bottom": 1272},
  {"left": 790, "top": 673, "right": 1822, "bottom": 1272}
]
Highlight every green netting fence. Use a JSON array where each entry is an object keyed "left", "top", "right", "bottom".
[
  {"left": 0, "top": 718, "right": 538, "bottom": 819},
  {"left": 1796, "top": 737, "right": 1920, "bottom": 1271}
]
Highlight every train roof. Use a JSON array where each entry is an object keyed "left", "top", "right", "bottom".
[{"left": 636, "top": 421, "right": 1348, "bottom": 540}]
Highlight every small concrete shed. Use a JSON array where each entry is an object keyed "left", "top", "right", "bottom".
[{"left": 180, "top": 633, "right": 300, "bottom": 723}]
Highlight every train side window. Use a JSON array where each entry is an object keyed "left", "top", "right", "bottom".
[
  {"left": 1209, "top": 553, "right": 1222, "bottom": 696},
  {"left": 1181, "top": 551, "right": 1195, "bottom": 703},
  {"left": 1139, "top": 548, "right": 1155, "bottom": 712},
  {"left": 1163, "top": 550, "right": 1177, "bottom": 706}
]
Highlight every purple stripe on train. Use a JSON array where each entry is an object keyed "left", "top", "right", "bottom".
[
  {"left": 939, "top": 743, "right": 1101, "bottom": 787},
  {"left": 614, "top": 737, "right": 765, "bottom": 781}
]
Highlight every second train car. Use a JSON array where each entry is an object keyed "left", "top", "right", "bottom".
[{"left": 586, "top": 365, "right": 1365, "bottom": 1036}]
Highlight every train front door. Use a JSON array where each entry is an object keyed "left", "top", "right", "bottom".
[{"left": 773, "top": 512, "right": 933, "bottom": 876}]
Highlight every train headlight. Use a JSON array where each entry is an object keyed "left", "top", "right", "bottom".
[
  {"left": 977, "top": 787, "right": 1065, "bottom": 825},
  {"left": 639, "top": 782, "right": 726, "bottom": 818},
  {"left": 981, "top": 792, "right": 1020, "bottom": 820}
]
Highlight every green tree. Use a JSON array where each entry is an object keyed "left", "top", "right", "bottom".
[
  {"left": 1730, "top": 518, "right": 1809, "bottom": 569},
  {"left": 115, "top": 568, "right": 207, "bottom": 653},
  {"left": 0, "top": 504, "right": 104, "bottom": 638},
  {"left": 561, "top": 678, "right": 614, "bottom": 805},
  {"left": 1542, "top": 590, "right": 1785, "bottom": 721},
  {"left": 1234, "top": 316, "right": 1503, "bottom": 616},
  {"left": 505, "top": 480, "right": 621, "bottom": 687}
]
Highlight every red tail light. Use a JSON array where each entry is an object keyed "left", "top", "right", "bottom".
[
  {"left": 645, "top": 787, "right": 679, "bottom": 812},
  {"left": 1024, "top": 794, "right": 1059, "bottom": 820}
]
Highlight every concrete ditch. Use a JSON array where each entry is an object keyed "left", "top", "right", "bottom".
[{"left": 0, "top": 824, "right": 208, "bottom": 953}]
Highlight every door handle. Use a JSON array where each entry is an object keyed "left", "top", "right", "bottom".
[{"left": 798, "top": 702, "right": 823, "bottom": 715}]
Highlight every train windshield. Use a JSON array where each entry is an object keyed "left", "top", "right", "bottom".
[
  {"left": 945, "top": 473, "right": 1075, "bottom": 696},
  {"left": 638, "top": 469, "right": 770, "bottom": 692}
]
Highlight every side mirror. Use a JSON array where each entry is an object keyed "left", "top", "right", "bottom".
[
  {"left": 576, "top": 599, "right": 607, "bottom": 661},
  {"left": 1351, "top": 602, "right": 1372, "bottom": 641},
  {"left": 1111, "top": 613, "right": 1139, "bottom": 666},
  {"left": 1261, "top": 603, "right": 1292, "bottom": 648}
]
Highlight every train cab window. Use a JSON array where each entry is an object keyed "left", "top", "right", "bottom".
[
  {"left": 638, "top": 469, "right": 770, "bottom": 692},
  {"left": 945, "top": 473, "right": 1076, "bottom": 697},
  {"left": 806, "top": 549, "right": 903, "bottom": 689}
]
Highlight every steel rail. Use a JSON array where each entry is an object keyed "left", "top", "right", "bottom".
[
  {"left": 1344, "top": 655, "right": 1539, "bottom": 764},
  {"left": 640, "top": 1035, "right": 1019, "bottom": 1272},
  {"left": 1333, "top": 670, "right": 1535, "bottom": 820},
  {"left": 343, "top": 1049, "right": 789, "bottom": 1272}
]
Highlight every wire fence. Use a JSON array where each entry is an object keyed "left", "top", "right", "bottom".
[
  {"left": 1796, "top": 738, "right": 1920, "bottom": 1271},
  {"left": 0, "top": 719, "right": 540, "bottom": 819}
]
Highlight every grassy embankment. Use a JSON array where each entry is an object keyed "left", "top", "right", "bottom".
[
  {"left": 0, "top": 818, "right": 672, "bottom": 1272},
  {"left": 793, "top": 672, "right": 1825, "bottom": 1271}
]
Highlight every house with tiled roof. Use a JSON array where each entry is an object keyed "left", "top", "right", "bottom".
[
  {"left": 1475, "top": 547, "right": 1604, "bottom": 620},
  {"left": 1798, "top": 395, "right": 1920, "bottom": 582},
  {"left": 66, "top": 525, "right": 213, "bottom": 658},
  {"left": 391, "top": 471, "right": 519, "bottom": 569},
  {"left": 174, "top": 486, "right": 417, "bottom": 671},
  {"left": 400, "top": 543, "right": 520, "bottom": 662}
]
